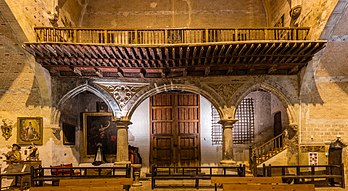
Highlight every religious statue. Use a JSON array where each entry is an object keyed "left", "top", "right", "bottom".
[
  {"left": 26, "top": 143, "right": 39, "bottom": 161},
  {"left": 1, "top": 119, "right": 13, "bottom": 140},
  {"left": 2, "top": 144, "right": 22, "bottom": 163},
  {"left": 92, "top": 121, "right": 111, "bottom": 166}
]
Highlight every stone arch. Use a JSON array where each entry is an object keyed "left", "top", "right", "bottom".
[
  {"left": 231, "top": 82, "right": 297, "bottom": 125},
  {"left": 125, "top": 83, "right": 225, "bottom": 119},
  {"left": 52, "top": 83, "right": 120, "bottom": 124}
]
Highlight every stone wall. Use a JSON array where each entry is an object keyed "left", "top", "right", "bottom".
[
  {"left": 0, "top": 1, "right": 54, "bottom": 167},
  {"left": 81, "top": 0, "right": 267, "bottom": 28}
]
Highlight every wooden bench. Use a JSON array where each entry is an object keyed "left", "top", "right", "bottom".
[
  {"left": 0, "top": 172, "right": 31, "bottom": 191},
  {"left": 30, "top": 185, "right": 124, "bottom": 191},
  {"left": 31, "top": 164, "right": 131, "bottom": 187},
  {"left": 59, "top": 177, "right": 133, "bottom": 190},
  {"left": 151, "top": 165, "right": 245, "bottom": 189},
  {"left": 223, "top": 184, "right": 315, "bottom": 191},
  {"left": 211, "top": 176, "right": 283, "bottom": 191},
  {"left": 261, "top": 164, "right": 345, "bottom": 188}
]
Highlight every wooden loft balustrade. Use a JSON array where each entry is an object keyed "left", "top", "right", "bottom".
[{"left": 34, "top": 27, "right": 310, "bottom": 44}]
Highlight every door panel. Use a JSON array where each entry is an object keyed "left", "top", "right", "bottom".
[{"left": 150, "top": 92, "right": 200, "bottom": 167}]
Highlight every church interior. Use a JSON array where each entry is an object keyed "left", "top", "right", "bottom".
[{"left": 0, "top": 0, "right": 348, "bottom": 190}]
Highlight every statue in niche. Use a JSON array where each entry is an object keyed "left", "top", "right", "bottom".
[
  {"left": 26, "top": 142, "right": 39, "bottom": 161},
  {"left": 2, "top": 144, "right": 22, "bottom": 163},
  {"left": 1, "top": 119, "right": 13, "bottom": 140}
]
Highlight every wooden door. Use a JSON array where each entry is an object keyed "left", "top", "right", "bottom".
[{"left": 150, "top": 92, "right": 200, "bottom": 167}]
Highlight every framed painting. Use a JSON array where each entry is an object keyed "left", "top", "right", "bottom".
[
  {"left": 17, "top": 117, "right": 43, "bottom": 145},
  {"left": 82, "top": 112, "right": 117, "bottom": 158},
  {"left": 63, "top": 123, "right": 75, "bottom": 145}
]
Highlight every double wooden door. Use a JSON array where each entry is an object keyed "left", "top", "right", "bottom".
[{"left": 150, "top": 92, "right": 200, "bottom": 167}]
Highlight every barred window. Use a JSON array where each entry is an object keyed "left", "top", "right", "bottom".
[
  {"left": 211, "top": 98, "right": 255, "bottom": 145},
  {"left": 233, "top": 98, "right": 255, "bottom": 144},
  {"left": 211, "top": 105, "right": 222, "bottom": 145}
]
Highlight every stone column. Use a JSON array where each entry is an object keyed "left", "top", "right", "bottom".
[
  {"left": 219, "top": 119, "right": 238, "bottom": 165},
  {"left": 114, "top": 118, "right": 132, "bottom": 164}
]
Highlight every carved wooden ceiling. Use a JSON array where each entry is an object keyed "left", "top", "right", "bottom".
[{"left": 23, "top": 41, "right": 326, "bottom": 78}]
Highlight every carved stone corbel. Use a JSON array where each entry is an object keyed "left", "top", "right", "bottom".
[{"left": 1, "top": 119, "right": 13, "bottom": 141}]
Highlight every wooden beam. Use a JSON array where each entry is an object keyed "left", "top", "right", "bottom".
[
  {"left": 30, "top": 45, "right": 45, "bottom": 57},
  {"left": 185, "top": 47, "right": 190, "bottom": 66},
  {"left": 98, "top": 46, "right": 110, "bottom": 59},
  {"left": 117, "top": 67, "right": 124, "bottom": 77},
  {"left": 127, "top": 47, "right": 136, "bottom": 60},
  {"left": 198, "top": 46, "right": 204, "bottom": 65},
  {"left": 164, "top": 47, "right": 170, "bottom": 60},
  {"left": 73, "top": 67, "right": 82, "bottom": 76},
  {"left": 204, "top": 67, "right": 210, "bottom": 76},
  {"left": 44, "top": 44, "right": 58, "bottom": 57},
  {"left": 178, "top": 47, "right": 183, "bottom": 66},
  {"left": 105, "top": 46, "right": 117, "bottom": 59},
  {"left": 77, "top": 45, "right": 90, "bottom": 58},
  {"left": 244, "top": 44, "right": 254, "bottom": 55},
  {"left": 140, "top": 68, "right": 146, "bottom": 78},
  {"left": 119, "top": 47, "right": 130, "bottom": 59},
  {"left": 86, "top": 46, "right": 98, "bottom": 59},
  {"left": 268, "top": 66, "right": 277, "bottom": 74},
  {"left": 111, "top": 46, "right": 123, "bottom": 59},
  {"left": 204, "top": 46, "right": 211, "bottom": 65},
  {"left": 95, "top": 69, "right": 104, "bottom": 77},
  {"left": 141, "top": 47, "right": 149, "bottom": 60},
  {"left": 156, "top": 48, "right": 163, "bottom": 60},
  {"left": 288, "top": 65, "right": 299, "bottom": 74},
  {"left": 149, "top": 48, "right": 156, "bottom": 59}
]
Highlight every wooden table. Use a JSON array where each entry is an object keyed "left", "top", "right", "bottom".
[{"left": 0, "top": 172, "right": 31, "bottom": 191}]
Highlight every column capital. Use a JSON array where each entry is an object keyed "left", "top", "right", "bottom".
[
  {"left": 218, "top": 119, "right": 238, "bottom": 128},
  {"left": 113, "top": 117, "right": 132, "bottom": 128}
]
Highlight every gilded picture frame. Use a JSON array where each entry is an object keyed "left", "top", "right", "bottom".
[
  {"left": 82, "top": 112, "right": 117, "bottom": 159},
  {"left": 17, "top": 117, "right": 43, "bottom": 145}
]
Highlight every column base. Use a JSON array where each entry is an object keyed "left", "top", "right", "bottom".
[{"left": 220, "top": 160, "right": 237, "bottom": 165}]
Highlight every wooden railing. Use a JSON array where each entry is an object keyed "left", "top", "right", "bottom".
[
  {"left": 249, "top": 133, "right": 286, "bottom": 175},
  {"left": 261, "top": 164, "right": 345, "bottom": 188},
  {"left": 151, "top": 164, "right": 245, "bottom": 189},
  {"left": 34, "top": 27, "right": 310, "bottom": 44},
  {"left": 31, "top": 165, "right": 131, "bottom": 187}
]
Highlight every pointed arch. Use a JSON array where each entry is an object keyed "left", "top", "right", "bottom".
[
  {"left": 52, "top": 83, "right": 120, "bottom": 124},
  {"left": 125, "top": 83, "right": 224, "bottom": 119},
  {"left": 232, "top": 82, "right": 298, "bottom": 125}
]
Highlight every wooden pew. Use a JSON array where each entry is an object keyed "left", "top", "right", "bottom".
[
  {"left": 211, "top": 176, "right": 283, "bottom": 191},
  {"left": 223, "top": 184, "right": 315, "bottom": 191},
  {"left": 59, "top": 178, "right": 133, "bottom": 187},
  {"left": 30, "top": 185, "right": 124, "bottom": 191}
]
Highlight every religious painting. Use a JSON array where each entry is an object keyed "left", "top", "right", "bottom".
[
  {"left": 83, "top": 112, "right": 117, "bottom": 158},
  {"left": 62, "top": 123, "right": 75, "bottom": 145},
  {"left": 17, "top": 117, "right": 43, "bottom": 145}
]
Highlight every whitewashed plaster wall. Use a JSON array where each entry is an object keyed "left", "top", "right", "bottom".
[{"left": 128, "top": 96, "right": 222, "bottom": 172}]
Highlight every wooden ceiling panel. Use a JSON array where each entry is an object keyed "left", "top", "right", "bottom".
[{"left": 23, "top": 41, "right": 326, "bottom": 78}]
